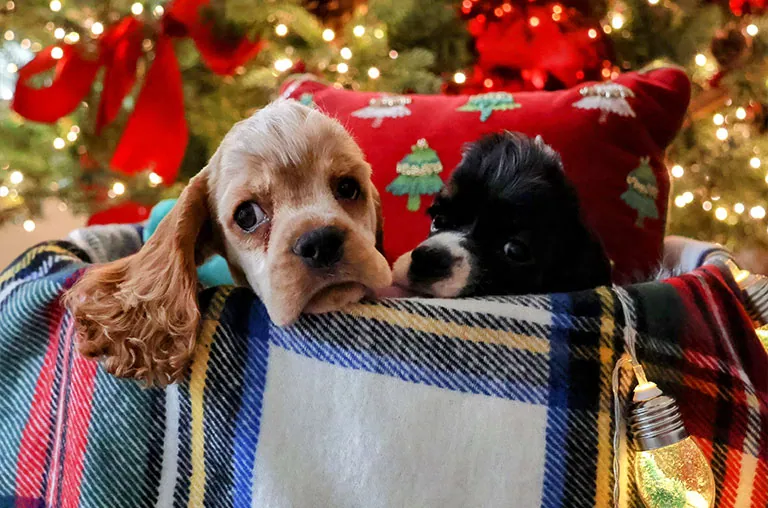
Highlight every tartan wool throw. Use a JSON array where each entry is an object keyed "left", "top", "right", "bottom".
[{"left": 0, "top": 227, "right": 767, "bottom": 507}]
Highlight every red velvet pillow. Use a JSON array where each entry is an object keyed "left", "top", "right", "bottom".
[{"left": 281, "top": 68, "right": 690, "bottom": 282}]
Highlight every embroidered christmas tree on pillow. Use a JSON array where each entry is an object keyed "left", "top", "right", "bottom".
[{"left": 386, "top": 139, "right": 444, "bottom": 212}]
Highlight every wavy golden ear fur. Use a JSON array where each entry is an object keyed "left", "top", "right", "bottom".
[{"left": 63, "top": 170, "right": 211, "bottom": 386}]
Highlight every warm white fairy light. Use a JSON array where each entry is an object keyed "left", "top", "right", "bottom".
[
  {"left": 529, "top": 16, "right": 541, "bottom": 27},
  {"left": 747, "top": 24, "right": 759, "bottom": 36},
  {"left": 112, "top": 182, "right": 125, "bottom": 195},
  {"left": 713, "top": 113, "right": 724, "bottom": 126},
  {"left": 53, "top": 137, "right": 65, "bottom": 149},
  {"left": 367, "top": 67, "right": 380, "bottom": 79},
  {"left": 49, "top": 0, "right": 61, "bottom": 11},
  {"left": 67, "top": 131, "right": 77, "bottom": 142},
  {"left": 275, "top": 24, "right": 288, "bottom": 37},
  {"left": 0, "top": 186, "right": 7, "bottom": 198},
  {"left": 274, "top": 58, "right": 293, "bottom": 72},
  {"left": 695, "top": 53, "right": 707, "bottom": 66},
  {"left": 703, "top": 201, "right": 713, "bottom": 211},
  {"left": 1, "top": 89, "right": 11, "bottom": 101},
  {"left": 148, "top": 172, "right": 162, "bottom": 186},
  {"left": 6, "top": 63, "right": 17, "bottom": 73},
  {"left": 340, "top": 47, "right": 352, "bottom": 59},
  {"left": 682, "top": 191, "right": 694, "bottom": 204},
  {"left": 23, "top": 220, "right": 36, "bottom": 232},
  {"left": 648, "top": 0, "right": 659, "bottom": 4},
  {"left": 389, "top": 50, "right": 398, "bottom": 59},
  {"left": 751, "top": 157, "right": 761, "bottom": 168},
  {"left": 735, "top": 203, "right": 745, "bottom": 214},
  {"left": 374, "top": 28, "right": 384, "bottom": 39},
  {"left": 611, "top": 13, "right": 625, "bottom": 30},
  {"left": 65, "top": 32, "right": 80, "bottom": 43},
  {"left": 353, "top": 25, "right": 365, "bottom": 37},
  {"left": 716, "top": 127, "right": 729, "bottom": 140},
  {"left": 454, "top": 72, "right": 467, "bottom": 84},
  {"left": 674, "top": 195, "right": 686, "bottom": 208},
  {"left": 588, "top": 28, "right": 598, "bottom": 39},
  {"left": 54, "top": 28, "right": 65, "bottom": 39},
  {"left": 751, "top": 206, "right": 766, "bottom": 219},
  {"left": 736, "top": 107, "right": 747, "bottom": 120},
  {"left": 322, "top": 28, "right": 335, "bottom": 41},
  {"left": 153, "top": 5, "right": 164, "bottom": 16},
  {"left": 10, "top": 171, "right": 23, "bottom": 185},
  {"left": 4, "top": 31, "right": 14, "bottom": 41},
  {"left": 715, "top": 207, "right": 728, "bottom": 221},
  {"left": 671, "top": 164, "right": 684, "bottom": 178},
  {"left": 131, "top": 2, "right": 143, "bottom": 15},
  {"left": 336, "top": 62, "right": 348, "bottom": 74},
  {"left": 91, "top": 22, "right": 104, "bottom": 35},
  {"left": 21, "top": 39, "right": 31, "bottom": 49}
]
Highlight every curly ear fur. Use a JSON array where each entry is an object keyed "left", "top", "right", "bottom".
[{"left": 63, "top": 171, "right": 211, "bottom": 386}]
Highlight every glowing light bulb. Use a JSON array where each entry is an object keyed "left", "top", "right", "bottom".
[
  {"left": 751, "top": 205, "right": 766, "bottom": 219},
  {"left": 648, "top": 0, "right": 659, "bottom": 4},
  {"left": 0, "top": 186, "right": 7, "bottom": 197},
  {"left": 67, "top": 131, "right": 77, "bottom": 142},
  {"left": 751, "top": 157, "right": 761, "bottom": 168},
  {"left": 735, "top": 203, "right": 745, "bottom": 214},
  {"left": 112, "top": 182, "right": 125, "bottom": 195},
  {"left": 454, "top": 72, "right": 467, "bottom": 84},
  {"left": 275, "top": 24, "right": 288, "bottom": 36},
  {"left": 611, "top": 13, "right": 624, "bottom": 29},
  {"left": 716, "top": 127, "right": 728, "bottom": 141},
  {"left": 631, "top": 394, "right": 715, "bottom": 508},
  {"left": 736, "top": 107, "right": 747, "bottom": 119},
  {"left": 10, "top": 171, "right": 23, "bottom": 185},
  {"left": 389, "top": 50, "right": 398, "bottom": 59},
  {"left": 49, "top": 0, "right": 61, "bottom": 11},
  {"left": 54, "top": 28, "right": 65, "bottom": 39},
  {"left": 353, "top": 25, "right": 365, "bottom": 37},
  {"left": 715, "top": 207, "right": 728, "bottom": 220},
  {"left": 747, "top": 24, "right": 759, "bottom": 36},
  {"left": 336, "top": 62, "right": 348, "bottom": 74},
  {"left": 713, "top": 113, "right": 724, "bottom": 125},
  {"left": 527, "top": 16, "right": 539, "bottom": 26},
  {"left": 91, "top": 22, "right": 104, "bottom": 35},
  {"left": 682, "top": 191, "right": 694, "bottom": 203},
  {"left": 703, "top": 201, "right": 713, "bottom": 211},
  {"left": 322, "top": 28, "right": 335, "bottom": 41},
  {"left": 695, "top": 53, "right": 707, "bottom": 66},
  {"left": 153, "top": 5, "right": 164, "bottom": 16},
  {"left": 588, "top": 28, "right": 598, "bottom": 39},
  {"left": 53, "top": 137, "right": 65, "bottom": 149},
  {"left": 674, "top": 195, "right": 686, "bottom": 208},
  {"left": 374, "top": 28, "right": 384, "bottom": 39},
  {"left": 274, "top": 58, "right": 293, "bottom": 72},
  {"left": 148, "top": 172, "right": 162, "bottom": 186},
  {"left": 367, "top": 67, "right": 380, "bottom": 79},
  {"left": 340, "top": 47, "right": 352, "bottom": 59},
  {"left": 4, "top": 30, "right": 14, "bottom": 41},
  {"left": 671, "top": 165, "right": 684, "bottom": 178},
  {"left": 23, "top": 220, "right": 36, "bottom": 232},
  {"left": 65, "top": 31, "right": 80, "bottom": 43},
  {"left": 131, "top": 2, "right": 143, "bottom": 15},
  {"left": 6, "top": 63, "right": 17, "bottom": 73}
]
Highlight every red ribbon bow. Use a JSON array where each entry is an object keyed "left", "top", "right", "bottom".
[{"left": 11, "top": 0, "right": 263, "bottom": 183}]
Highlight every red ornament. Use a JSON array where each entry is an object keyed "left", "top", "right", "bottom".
[
  {"left": 87, "top": 202, "right": 151, "bottom": 226},
  {"left": 11, "top": 0, "right": 263, "bottom": 184}
]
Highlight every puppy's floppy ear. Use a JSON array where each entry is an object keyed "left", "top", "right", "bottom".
[
  {"left": 64, "top": 168, "right": 213, "bottom": 386},
  {"left": 371, "top": 184, "right": 385, "bottom": 255}
]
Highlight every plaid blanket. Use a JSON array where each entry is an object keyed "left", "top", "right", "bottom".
[{"left": 0, "top": 227, "right": 766, "bottom": 508}]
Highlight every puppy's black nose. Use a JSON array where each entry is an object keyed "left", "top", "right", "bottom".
[
  {"left": 408, "top": 245, "right": 454, "bottom": 283},
  {"left": 293, "top": 226, "right": 345, "bottom": 268}
]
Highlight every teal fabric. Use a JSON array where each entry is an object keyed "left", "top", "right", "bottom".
[{"left": 143, "top": 199, "right": 234, "bottom": 287}]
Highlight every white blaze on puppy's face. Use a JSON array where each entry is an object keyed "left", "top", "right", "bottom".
[
  {"left": 393, "top": 231, "right": 473, "bottom": 298},
  {"left": 208, "top": 100, "right": 391, "bottom": 325}
]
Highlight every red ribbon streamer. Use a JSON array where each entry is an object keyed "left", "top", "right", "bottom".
[{"left": 11, "top": 0, "right": 262, "bottom": 183}]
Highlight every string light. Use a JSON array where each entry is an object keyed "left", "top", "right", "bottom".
[
  {"left": 65, "top": 32, "right": 80, "bottom": 43},
  {"left": 715, "top": 207, "right": 728, "bottom": 220},
  {"left": 49, "top": 0, "right": 61, "bottom": 11},
  {"left": 148, "top": 172, "right": 162, "bottom": 186},
  {"left": 0, "top": 186, "right": 7, "bottom": 197},
  {"left": 91, "top": 22, "right": 104, "bottom": 35},
  {"left": 367, "top": 67, "right": 380, "bottom": 79},
  {"left": 374, "top": 28, "right": 384, "bottom": 39},
  {"left": 353, "top": 25, "right": 365, "bottom": 37},
  {"left": 713, "top": 113, "right": 724, "bottom": 125},
  {"left": 716, "top": 127, "right": 729, "bottom": 140},
  {"left": 603, "top": 25, "right": 612, "bottom": 34},
  {"left": 611, "top": 13, "right": 625, "bottom": 30},
  {"left": 588, "top": 28, "right": 598, "bottom": 39},
  {"left": 153, "top": 5, "right": 164, "bottom": 16},
  {"left": 6, "top": 63, "right": 17, "bottom": 73},
  {"left": 747, "top": 24, "right": 759, "bottom": 36},
  {"left": 51, "top": 46, "right": 65, "bottom": 59},
  {"left": 695, "top": 53, "right": 707, "bottom": 66},
  {"left": 322, "top": 28, "right": 335, "bottom": 41},
  {"left": 340, "top": 47, "right": 352, "bottom": 59},
  {"left": 751, "top": 157, "right": 761, "bottom": 168},
  {"left": 274, "top": 58, "right": 293, "bottom": 72},
  {"left": 674, "top": 195, "right": 687, "bottom": 208},
  {"left": 703, "top": 201, "right": 713, "bottom": 211},
  {"left": 529, "top": 16, "right": 540, "bottom": 27},
  {"left": 484, "top": 78, "right": 494, "bottom": 88},
  {"left": 648, "top": 0, "right": 659, "bottom": 4},
  {"left": 671, "top": 164, "right": 684, "bottom": 178},
  {"left": 4, "top": 31, "right": 14, "bottom": 41},
  {"left": 54, "top": 28, "right": 65, "bottom": 39},
  {"left": 751, "top": 206, "right": 766, "bottom": 219},
  {"left": 275, "top": 24, "right": 288, "bottom": 36},
  {"left": 735, "top": 203, "right": 745, "bottom": 214},
  {"left": 9, "top": 171, "right": 23, "bottom": 185},
  {"left": 131, "top": 2, "right": 143, "bottom": 15},
  {"left": 67, "top": 131, "right": 77, "bottom": 142},
  {"left": 53, "top": 137, "right": 65, "bottom": 149},
  {"left": 765, "top": 174, "right": 768, "bottom": 184},
  {"left": 23, "top": 220, "right": 36, "bottom": 233},
  {"left": 454, "top": 72, "right": 467, "bottom": 84},
  {"left": 21, "top": 39, "right": 31, "bottom": 49},
  {"left": 336, "top": 62, "right": 348, "bottom": 74},
  {"left": 682, "top": 191, "right": 694, "bottom": 203},
  {"left": 389, "top": 50, "right": 398, "bottom": 59},
  {"left": 112, "top": 182, "right": 125, "bottom": 195},
  {"left": 553, "top": 5, "right": 563, "bottom": 13},
  {"left": 736, "top": 107, "right": 747, "bottom": 120}
]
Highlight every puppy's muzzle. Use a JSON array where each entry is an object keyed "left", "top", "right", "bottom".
[
  {"left": 392, "top": 232, "right": 474, "bottom": 298},
  {"left": 409, "top": 245, "right": 454, "bottom": 283},
  {"left": 292, "top": 226, "right": 345, "bottom": 269}
]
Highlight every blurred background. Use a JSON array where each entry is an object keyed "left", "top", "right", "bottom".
[{"left": 0, "top": 0, "right": 767, "bottom": 269}]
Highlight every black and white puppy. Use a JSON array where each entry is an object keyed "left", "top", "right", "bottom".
[{"left": 391, "top": 132, "right": 612, "bottom": 297}]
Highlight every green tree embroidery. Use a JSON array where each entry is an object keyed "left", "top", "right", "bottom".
[
  {"left": 621, "top": 157, "right": 659, "bottom": 227},
  {"left": 456, "top": 92, "right": 521, "bottom": 122},
  {"left": 386, "top": 139, "right": 444, "bottom": 212}
]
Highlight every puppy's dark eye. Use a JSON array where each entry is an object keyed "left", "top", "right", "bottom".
[
  {"left": 335, "top": 177, "right": 361, "bottom": 201},
  {"left": 234, "top": 201, "right": 268, "bottom": 233},
  {"left": 430, "top": 215, "right": 450, "bottom": 233},
  {"left": 503, "top": 240, "right": 531, "bottom": 263}
]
